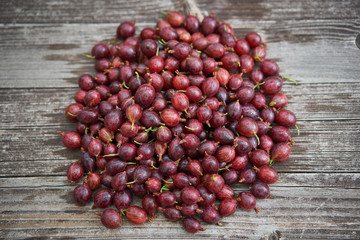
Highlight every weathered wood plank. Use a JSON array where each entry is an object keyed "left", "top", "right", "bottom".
[
  {"left": 1, "top": 82, "right": 360, "bottom": 130},
  {"left": 0, "top": 1, "right": 359, "bottom": 240},
  {"left": 0, "top": 184, "right": 359, "bottom": 239},
  {"left": 0, "top": 19, "right": 359, "bottom": 88},
  {"left": 0, "top": 220, "right": 358, "bottom": 240},
  {"left": 194, "top": 0, "right": 360, "bottom": 21},
  {"left": 2, "top": 173, "right": 359, "bottom": 189},
  {"left": 0, "top": 0, "right": 358, "bottom": 24},
  {"left": 0, "top": 0, "right": 183, "bottom": 24},
  {"left": 1, "top": 149, "right": 359, "bottom": 177},
  {"left": 0, "top": 118, "right": 359, "bottom": 176}
]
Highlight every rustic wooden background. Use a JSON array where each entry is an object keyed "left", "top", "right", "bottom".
[{"left": 0, "top": 0, "right": 359, "bottom": 239}]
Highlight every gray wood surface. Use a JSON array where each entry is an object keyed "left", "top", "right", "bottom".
[{"left": 0, "top": 0, "right": 360, "bottom": 239}]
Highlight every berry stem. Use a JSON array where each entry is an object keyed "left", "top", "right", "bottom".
[
  {"left": 84, "top": 54, "right": 95, "bottom": 59},
  {"left": 160, "top": 185, "right": 169, "bottom": 192},
  {"left": 159, "top": 39, "right": 167, "bottom": 46},
  {"left": 121, "top": 82, "right": 129, "bottom": 89},
  {"left": 281, "top": 75, "right": 298, "bottom": 85},
  {"left": 253, "top": 131, "right": 260, "bottom": 145},
  {"left": 269, "top": 159, "right": 274, "bottom": 166},
  {"left": 145, "top": 127, "right": 153, "bottom": 133},
  {"left": 196, "top": 97, "right": 206, "bottom": 103},
  {"left": 103, "top": 153, "right": 119, "bottom": 157},
  {"left": 184, "top": 126, "right": 194, "bottom": 131},
  {"left": 253, "top": 82, "right": 265, "bottom": 89},
  {"left": 295, "top": 125, "right": 300, "bottom": 136}
]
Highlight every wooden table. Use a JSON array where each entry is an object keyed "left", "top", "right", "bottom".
[{"left": 1, "top": 0, "right": 359, "bottom": 239}]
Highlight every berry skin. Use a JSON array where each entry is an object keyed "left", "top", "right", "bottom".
[
  {"left": 97, "top": 209, "right": 122, "bottom": 229},
  {"left": 60, "top": 12, "right": 299, "bottom": 234},
  {"left": 60, "top": 131, "right": 81, "bottom": 149},
  {"left": 117, "top": 22, "right": 135, "bottom": 39}
]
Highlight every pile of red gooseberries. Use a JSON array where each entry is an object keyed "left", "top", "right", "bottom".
[{"left": 60, "top": 10, "right": 298, "bottom": 233}]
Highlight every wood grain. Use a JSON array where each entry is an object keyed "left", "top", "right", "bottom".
[
  {"left": 0, "top": 0, "right": 360, "bottom": 239},
  {"left": 0, "top": 0, "right": 183, "bottom": 24},
  {"left": 0, "top": 19, "right": 359, "bottom": 88},
  {"left": 0, "top": 176, "right": 359, "bottom": 239},
  {"left": 1, "top": 82, "right": 359, "bottom": 129},
  {"left": 1, "top": 0, "right": 358, "bottom": 24},
  {"left": 0, "top": 118, "right": 359, "bottom": 176}
]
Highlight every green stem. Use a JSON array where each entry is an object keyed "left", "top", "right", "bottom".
[
  {"left": 253, "top": 131, "right": 260, "bottom": 145},
  {"left": 281, "top": 75, "right": 298, "bottom": 85},
  {"left": 83, "top": 54, "right": 95, "bottom": 59},
  {"left": 151, "top": 127, "right": 158, "bottom": 132},
  {"left": 145, "top": 127, "right": 153, "bottom": 134},
  {"left": 295, "top": 125, "right": 300, "bottom": 136},
  {"left": 148, "top": 138, "right": 156, "bottom": 143},
  {"left": 160, "top": 186, "right": 169, "bottom": 192},
  {"left": 160, "top": 11, "right": 167, "bottom": 15},
  {"left": 269, "top": 101, "right": 276, "bottom": 107},
  {"left": 103, "top": 153, "right": 119, "bottom": 157},
  {"left": 156, "top": 46, "right": 159, "bottom": 56},
  {"left": 269, "top": 159, "right": 274, "bottom": 166},
  {"left": 196, "top": 97, "right": 206, "bottom": 103},
  {"left": 184, "top": 126, "right": 194, "bottom": 131},
  {"left": 135, "top": 71, "right": 140, "bottom": 80},
  {"left": 121, "top": 82, "right": 129, "bottom": 89},
  {"left": 253, "top": 82, "right": 265, "bottom": 89},
  {"left": 159, "top": 39, "right": 167, "bottom": 46},
  {"left": 218, "top": 168, "right": 230, "bottom": 171}
]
